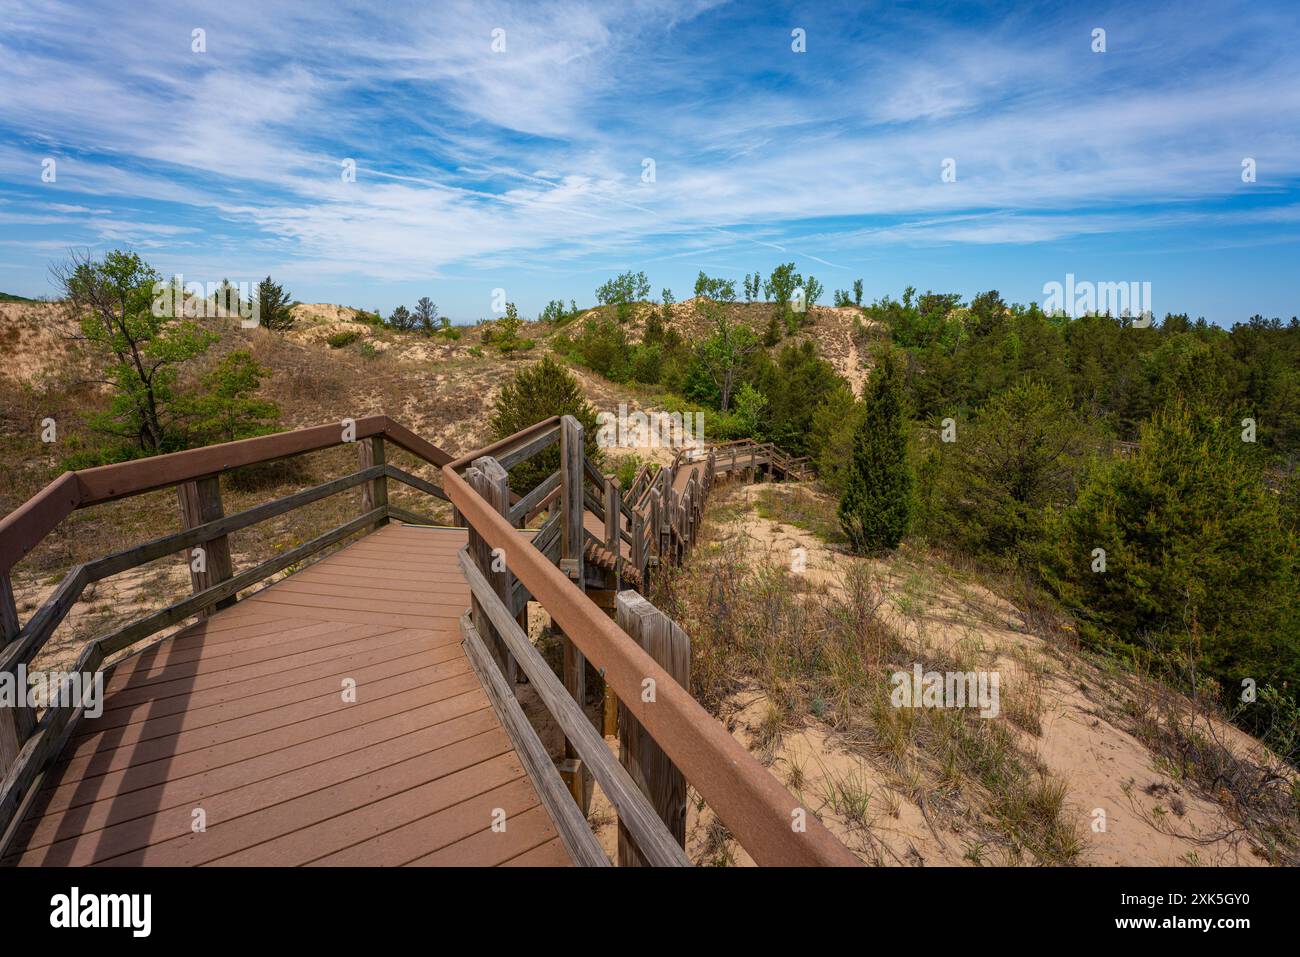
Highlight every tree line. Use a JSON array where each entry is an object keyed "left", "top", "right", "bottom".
[{"left": 836, "top": 290, "right": 1299, "bottom": 752}]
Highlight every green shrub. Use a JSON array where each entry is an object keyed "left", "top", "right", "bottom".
[
  {"left": 327, "top": 329, "right": 361, "bottom": 349},
  {"left": 490, "top": 356, "right": 601, "bottom": 493},
  {"left": 1041, "top": 402, "right": 1298, "bottom": 699},
  {"left": 178, "top": 350, "right": 280, "bottom": 445},
  {"left": 839, "top": 349, "right": 914, "bottom": 553},
  {"left": 926, "top": 379, "right": 1094, "bottom": 558},
  {"left": 615, "top": 453, "right": 645, "bottom": 489}
]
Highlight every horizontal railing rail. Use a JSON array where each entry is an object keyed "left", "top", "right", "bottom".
[
  {"left": 0, "top": 415, "right": 451, "bottom": 575},
  {"left": 0, "top": 416, "right": 456, "bottom": 844},
  {"left": 1, "top": 411, "right": 827, "bottom": 865},
  {"left": 443, "top": 419, "right": 857, "bottom": 867}
]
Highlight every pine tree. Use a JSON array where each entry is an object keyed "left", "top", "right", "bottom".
[
  {"left": 256, "top": 276, "right": 294, "bottom": 332},
  {"left": 763, "top": 312, "right": 782, "bottom": 346},
  {"left": 839, "top": 349, "right": 914, "bottom": 552},
  {"left": 1040, "top": 402, "right": 1295, "bottom": 693},
  {"left": 386, "top": 304, "right": 416, "bottom": 331},
  {"left": 414, "top": 296, "right": 438, "bottom": 334},
  {"left": 490, "top": 356, "right": 600, "bottom": 492}
]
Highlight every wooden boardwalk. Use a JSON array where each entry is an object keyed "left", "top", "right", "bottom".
[
  {"left": 0, "top": 418, "right": 856, "bottom": 868},
  {"left": 1, "top": 524, "right": 571, "bottom": 867}
]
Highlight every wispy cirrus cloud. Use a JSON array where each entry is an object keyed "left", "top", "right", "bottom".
[{"left": 0, "top": 0, "right": 1296, "bottom": 319}]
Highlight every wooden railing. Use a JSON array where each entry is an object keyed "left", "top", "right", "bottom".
[
  {"left": 0, "top": 413, "right": 849, "bottom": 866},
  {"left": 445, "top": 416, "right": 857, "bottom": 867},
  {"left": 0, "top": 415, "right": 452, "bottom": 841}
]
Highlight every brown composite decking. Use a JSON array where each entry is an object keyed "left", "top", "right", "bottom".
[{"left": 2, "top": 524, "right": 572, "bottom": 867}]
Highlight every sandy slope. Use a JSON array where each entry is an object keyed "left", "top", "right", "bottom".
[{"left": 705, "top": 483, "right": 1275, "bottom": 866}]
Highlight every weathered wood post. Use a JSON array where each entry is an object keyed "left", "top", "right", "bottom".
[
  {"left": 658, "top": 465, "right": 672, "bottom": 560},
  {"left": 177, "top": 475, "right": 235, "bottom": 616},
  {"left": 558, "top": 415, "right": 590, "bottom": 811},
  {"left": 468, "top": 457, "right": 517, "bottom": 686},
  {"left": 615, "top": 590, "right": 690, "bottom": 866},
  {"left": 0, "top": 571, "right": 33, "bottom": 776},
  {"left": 631, "top": 510, "right": 645, "bottom": 584},
  {"left": 648, "top": 488, "right": 661, "bottom": 568},
  {"left": 685, "top": 477, "right": 697, "bottom": 547},
  {"left": 604, "top": 477, "right": 621, "bottom": 576},
  {"left": 600, "top": 476, "right": 624, "bottom": 738},
  {"left": 358, "top": 435, "right": 389, "bottom": 529}
]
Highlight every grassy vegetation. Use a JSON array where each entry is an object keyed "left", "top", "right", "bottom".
[
  {"left": 653, "top": 484, "right": 1084, "bottom": 864},
  {"left": 753, "top": 485, "right": 846, "bottom": 545},
  {"left": 735, "top": 478, "right": 1300, "bottom": 864}
]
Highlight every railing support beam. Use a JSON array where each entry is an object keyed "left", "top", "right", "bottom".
[
  {"left": 0, "top": 571, "right": 34, "bottom": 778},
  {"left": 358, "top": 436, "right": 389, "bottom": 529},
  {"left": 177, "top": 475, "right": 235, "bottom": 617},
  {"left": 558, "top": 415, "right": 590, "bottom": 811}
]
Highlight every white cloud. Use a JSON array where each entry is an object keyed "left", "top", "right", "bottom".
[{"left": 0, "top": 0, "right": 1296, "bottom": 291}]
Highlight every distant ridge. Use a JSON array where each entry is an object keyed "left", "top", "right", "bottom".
[{"left": 0, "top": 292, "right": 38, "bottom": 303}]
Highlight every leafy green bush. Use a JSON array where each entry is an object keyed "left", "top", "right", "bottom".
[
  {"left": 614, "top": 453, "right": 645, "bottom": 489},
  {"left": 596, "top": 271, "right": 650, "bottom": 324},
  {"left": 627, "top": 343, "right": 663, "bottom": 383}
]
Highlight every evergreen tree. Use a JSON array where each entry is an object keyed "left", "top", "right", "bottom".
[
  {"left": 839, "top": 349, "right": 914, "bottom": 552},
  {"left": 414, "top": 296, "right": 438, "bottom": 334},
  {"left": 387, "top": 304, "right": 416, "bottom": 331},
  {"left": 1040, "top": 402, "right": 1296, "bottom": 694},
  {"left": 763, "top": 312, "right": 782, "bottom": 346},
  {"left": 490, "top": 356, "right": 600, "bottom": 493},
  {"left": 810, "top": 383, "right": 863, "bottom": 495},
  {"left": 255, "top": 276, "right": 294, "bottom": 332},
  {"left": 931, "top": 379, "right": 1093, "bottom": 557}
]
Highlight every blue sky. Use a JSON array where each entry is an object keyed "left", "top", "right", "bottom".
[{"left": 0, "top": 0, "right": 1296, "bottom": 324}]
